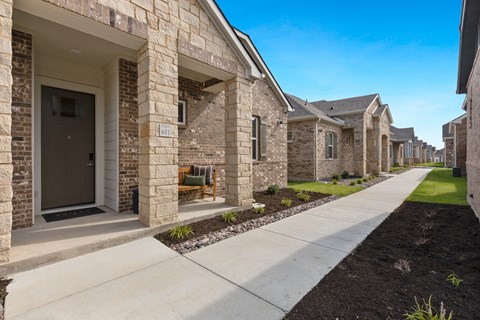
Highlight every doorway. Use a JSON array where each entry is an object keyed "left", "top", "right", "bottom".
[{"left": 41, "top": 86, "right": 96, "bottom": 210}]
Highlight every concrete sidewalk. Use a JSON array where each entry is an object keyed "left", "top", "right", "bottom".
[{"left": 5, "top": 168, "right": 430, "bottom": 319}]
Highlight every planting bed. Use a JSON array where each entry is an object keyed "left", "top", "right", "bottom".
[{"left": 286, "top": 202, "right": 480, "bottom": 319}]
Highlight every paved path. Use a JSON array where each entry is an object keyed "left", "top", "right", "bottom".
[{"left": 5, "top": 169, "right": 430, "bottom": 319}]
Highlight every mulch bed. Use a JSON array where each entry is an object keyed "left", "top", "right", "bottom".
[
  {"left": 286, "top": 202, "right": 480, "bottom": 319},
  {"left": 0, "top": 278, "right": 11, "bottom": 320},
  {"left": 155, "top": 188, "right": 328, "bottom": 247}
]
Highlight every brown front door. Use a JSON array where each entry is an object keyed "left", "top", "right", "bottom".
[{"left": 41, "top": 86, "right": 96, "bottom": 210}]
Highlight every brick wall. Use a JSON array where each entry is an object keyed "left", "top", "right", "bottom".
[
  {"left": 454, "top": 118, "right": 467, "bottom": 175},
  {"left": 11, "top": 30, "right": 32, "bottom": 229},
  {"left": 444, "top": 139, "right": 454, "bottom": 167},
  {"left": 118, "top": 59, "right": 138, "bottom": 212},
  {"left": 316, "top": 124, "right": 354, "bottom": 179},
  {"left": 287, "top": 121, "right": 316, "bottom": 180}
]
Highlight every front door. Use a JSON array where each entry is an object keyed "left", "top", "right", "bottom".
[{"left": 41, "top": 86, "right": 95, "bottom": 210}]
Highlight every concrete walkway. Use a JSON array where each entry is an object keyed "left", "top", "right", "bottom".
[{"left": 5, "top": 169, "right": 430, "bottom": 319}]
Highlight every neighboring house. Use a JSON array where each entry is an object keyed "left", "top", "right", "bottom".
[
  {"left": 287, "top": 93, "right": 393, "bottom": 180},
  {"left": 426, "top": 145, "right": 434, "bottom": 163},
  {"left": 413, "top": 138, "right": 424, "bottom": 164},
  {"left": 443, "top": 123, "right": 454, "bottom": 167},
  {"left": 0, "top": 0, "right": 293, "bottom": 261},
  {"left": 449, "top": 114, "right": 468, "bottom": 174},
  {"left": 422, "top": 143, "right": 428, "bottom": 163},
  {"left": 457, "top": 0, "right": 480, "bottom": 218},
  {"left": 390, "top": 126, "right": 415, "bottom": 166},
  {"left": 434, "top": 148, "right": 444, "bottom": 163}
]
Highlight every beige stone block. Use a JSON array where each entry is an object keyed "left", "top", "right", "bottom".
[
  {"left": 0, "top": 212, "right": 10, "bottom": 234},
  {"left": 132, "top": 0, "right": 154, "bottom": 12},
  {"left": 139, "top": 164, "right": 156, "bottom": 179},
  {"left": 0, "top": 201, "right": 11, "bottom": 214},
  {"left": 156, "top": 201, "right": 178, "bottom": 217},
  {"left": 0, "top": 232, "right": 10, "bottom": 248},
  {"left": 155, "top": 164, "right": 178, "bottom": 178},
  {"left": 190, "top": 33, "right": 206, "bottom": 49},
  {"left": 0, "top": 2, "right": 11, "bottom": 18},
  {"left": 0, "top": 248, "right": 8, "bottom": 263}
]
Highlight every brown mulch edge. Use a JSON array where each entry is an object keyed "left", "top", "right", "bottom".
[{"left": 286, "top": 202, "right": 480, "bottom": 319}]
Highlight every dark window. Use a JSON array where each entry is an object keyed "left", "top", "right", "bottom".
[
  {"left": 178, "top": 100, "right": 186, "bottom": 125},
  {"left": 326, "top": 132, "right": 337, "bottom": 159},
  {"left": 252, "top": 116, "right": 259, "bottom": 160},
  {"left": 52, "top": 95, "right": 84, "bottom": 118},
  {"left": 287, "top": 130, "right": 293, "bottom": 142}
]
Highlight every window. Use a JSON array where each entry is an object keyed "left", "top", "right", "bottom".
[
  {"left": 52, "top": 95, "right": 84, "bottom": 118},
  {"left": 287, "top": 130, "right": 293, "bottom": 142},
  {"left": 178, "top": 100, "right": 186, "bottom": 125},
  {"left": 346, "top": 135, "right": 351, "bottom": 145},
  {"left": 326, "top": 132, "right": 336, "bottom": 159},
  {"left": 252, "top": 116, "right": 259, "bottom": 160},
  {"left": 469, "top": 96, "right": 472, "bottom": 129}
]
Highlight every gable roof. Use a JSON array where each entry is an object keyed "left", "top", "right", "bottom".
[
  {"left": 443, "top": 123, "right": 453, "bottom": 139},
  {"left": 457, "top": 0, "right": 480, "bottom": 93},
  {"left": 390, "top": 126, "right": 415, "bottom": 142},
  {"left": 373, "top": 104, "right": 394, "bottom": 123},
  {"left": 197, "top": 0, "right": 262, "bottom": 80},
  {"left": 234, "top": 29, "right": 293, "bottom": 112},
  {"left": 286, "top": 94, "right": 344, "bottom": 126},
  {"left": 311, "top": 93, "right": 379, "bottom": 116}
]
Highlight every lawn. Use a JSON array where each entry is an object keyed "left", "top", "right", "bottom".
[
  {"left": 288, "top": 181, "right": 363, "bottom": 197},
  {"left": 416, "top": 162, "right": 444, "bottom": 168},
  {"left": 406, "top": 168, "right": 468, "bottom": 205}
]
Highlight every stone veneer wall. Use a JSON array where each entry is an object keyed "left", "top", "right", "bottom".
[
  {"left": 11, "top": 30, "right": 32, "bottom": 229},
  {"left": 444, "top": 139, "right": 454, "bottom": 167},
  {"left": 466, "top": 56, "right": 480, "bottom": 218},
  {"left": 454, "top": 118, "right": 467, "bottom": 175},
  {"left": 251, "top": 79, "right": 287, "bottom": 190},
  {"left": 287, "top": 121, "right": 316, "bottom": 181},
  {"left": 118, "top": 59, "right": 138, "bottom": 212}
]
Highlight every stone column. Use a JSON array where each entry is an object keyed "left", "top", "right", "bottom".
[
  {"left": 0, "top": 1, "right": 12, "bottom": 262},
  {"left": 353, "top": 125, "right": 366, "bottom": 177},
  {"left": 224, "top": 77, "right": 253, "bottom": 207},
  {"left": 137, "top": 39, "right": 179, "bottom": 227}
]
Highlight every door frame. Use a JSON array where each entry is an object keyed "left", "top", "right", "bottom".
[{"left": 34, "top": 76, "right": 105, "bottom": 217}]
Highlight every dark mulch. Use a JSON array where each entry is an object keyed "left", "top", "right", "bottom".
[
  {"left": 286, "top": 202, "right": 480, "bottom": 319},
  {"left": 155, "top": 189, "right": 327, "bottom": 246}
]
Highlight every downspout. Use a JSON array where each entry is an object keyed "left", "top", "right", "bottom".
[{"left": 314, "top": 121, "right": 318, "bottom": 181}]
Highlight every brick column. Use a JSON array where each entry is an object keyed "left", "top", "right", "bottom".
[
  {"left": 224, "top": 77, "right": 253, "bottom": 207},
  {"left": 353, "top": 125, "right": 366, "bottom": 177},
  {"left": 0, "top": 1, "right": 12, "bottom": 262},
  {"left": 137, "top": 40, "right": 179, "bottom": 227}
]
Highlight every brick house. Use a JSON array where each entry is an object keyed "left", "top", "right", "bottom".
[
  {"left": 442, "top": 123, "right": 454, "bottom": 167},
  {"left": 412, "top": 137, "right": 425, "bottom": 164},
  {"left": 434, "top": 148, "right": 444, "bottom": 163},
  {"left": 0, "top": 0, "right": 293, "bottom": 261},
  {"left": 390, "top": 126, "right": 415, "bottom": 166},
  {"left": 449, "top": 114, "right": 467, "bottom": 174},
  {"left": 457, "top": 0, "right": 480, "bottom": 218},
  {"left": 287, "top": 93, "right": 393, "bottom": 180}
]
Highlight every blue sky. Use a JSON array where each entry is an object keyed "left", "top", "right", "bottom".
[{"left": 216, "top": 0, "right": 465, "bottom": 149}]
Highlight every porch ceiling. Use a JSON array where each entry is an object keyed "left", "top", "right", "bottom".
[{"left": 13, "top": 10, "right": 138, "bottom": 68}]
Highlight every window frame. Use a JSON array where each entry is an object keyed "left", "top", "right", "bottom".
[
  {"left": 287, "top": 130, "right": 293, "bottom": 142},
  {"left": 178, "top": 100, "right": 186, "bottom": 125},
  {"left": 252, "top": 116, "right": 260, "bottom": 160},
  {"left": 326, "top": 132, "right": 335, "bottom": 159}
]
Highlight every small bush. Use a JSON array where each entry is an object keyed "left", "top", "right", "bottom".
[
  {"left": 254, "top": 207, "right": 265, "bottom": 214},
  {"left": 281, "top": 198, "right": 292, "bottom": 207},
  {"left": 446, "top": 272, "right": 463, "bottom": 287},
  {"left": 394, "top": 259, "right": 412, "bottom": 274},
  {"left": 356, "top": 179, "right": 363, "bottom": 184},
  {"left": 296, "top": 191, "right": 311, "bottom": 201},
  {"left": 362, "top": 178, "right": 368, "bottom": 182},
  {"left": 331, "top": 173, "right": 341, "bottom": 181},
  {"left": 393, "top": 162, "right": 400, "bottom": 167},
  {"left": 403, "top": 296, "right": 453, "bottom": 320},
  {"left": 350, "top": 181, "right": 356, "bottom": 186},
  {"left": 333, "top": 180, "right": 338, "bottom": 185},
  {"left": 222, "top": 211, "right": 237, "bottom": 223},
  {"left": 341, "top": 171, "right": 349, "bottom": 179},
  {"left": 267, "top": 184, "right": 280, "bottom": 195},
  {"left": 169, "top": 225, "right": 194, "bottom": 240}
]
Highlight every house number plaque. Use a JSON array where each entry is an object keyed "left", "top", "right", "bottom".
[{"left": 159, "top": 124, "right": 172, "bottom": 137}]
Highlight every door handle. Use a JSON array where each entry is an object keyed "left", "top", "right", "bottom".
[{"left": 86, "top": 162, "right": 94, "bottom": 167}]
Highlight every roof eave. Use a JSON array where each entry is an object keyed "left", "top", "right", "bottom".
[{"left": 287, "top": 115, "right": 319, "bottom": 123}]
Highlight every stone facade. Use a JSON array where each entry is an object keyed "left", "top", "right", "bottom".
[
  {"left": 444, "top": 139, "right": 454, "bottom": 167},
  {"left": 11, "top": 30, "right": 32, "bottom": 229},
  {"left": 118, "top": 59, "right": 139, "bottom": 212},
  {"left": 391, "top": 142, "right": 404, "bottom": 166},
  {"left": 316, "top": 125, "right": 354, "bottom": 179}
]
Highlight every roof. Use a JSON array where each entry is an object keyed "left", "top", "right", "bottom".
[
  {"left": 311, "top": 94, "right": 379, "bottom": 116},
  {"left": 457, "top": 0, "right": 480, "bottom": 93},
  {"left": 286, "top": 94, "right": 343, "bottom": 126},
  {"left": 390, "top": 126, "right": 415, "bottom": 142},
  {"left": 443, "top": 123, "right": 453, "bottom": 139},
  {"left": 234, "top": 29, "right": 293, "bottom": 112},
  {"left": 197, "top": 0, "right": 262, "bottom": 80}
]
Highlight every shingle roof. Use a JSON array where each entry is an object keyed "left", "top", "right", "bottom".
[
  {"left": 442, "top": 123, "right": 453, "bottom": 138},
  {"left": 311, "top": 93, "right": 378, "bottom": 116},
  {"left": 390, "top": 126, "right": 415, "bottom": 141},
  {"left": 286, "top": 94, "right": 344, "bottom": 126}
]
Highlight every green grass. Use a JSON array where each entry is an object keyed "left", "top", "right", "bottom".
[
  {"left": 416, "top": 162, "right": 444, "bottom": 168},
  {"left": 407, "top": 168, "right": 468, "bottom": 205},
  {"left": 288, "top": 181, "right": 363, "bottom": 197}
]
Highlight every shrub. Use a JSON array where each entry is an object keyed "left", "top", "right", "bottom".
[
  {"left": 254, "top": 207, "right": 265, "bottom": 214},
  {"left": 281, "top": 198, "right": 292, "bottom": 207},
  {"left": 222, "top": 211, "right": 237, "bottom": 223},
  {"left": 296, "top": 191, "right": 310, "bottom": 201},
  {"left": 333, "top": 180, "right": 338, "bottom": 185},
  {"left": 356, "top": 179, "right": 363, "bottom": 184},
  {"left": 393, "top": 259, "right": 412, "bottom": 274},
  {"left": 331, "top": 173, "right": 341, "bottom": 181},
  {"left": 169, "top": 225, "right": 194, "bottom": 240},
  {"left": 267, "top": 184, "right": 280, "bottom": 195},
  {"left": 341, "top": 171, "right": 349, "bottom": 179},
  {"left": 403, "top": 296, "right": 453, "bottom": 320},
  {"left": 393, "top": 162, "right": 400, "bottom": 167},
  {"left": 350, "top": 181, "right": 356, "bottom": 186},
  {"left": 446, "top": 272, "right": 463, "bottom": 287},
  {"left": 362, "top": 178, "right": 368, "bottom": 182}
]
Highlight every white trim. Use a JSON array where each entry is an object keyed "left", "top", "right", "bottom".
[
  {"left": 178, "top": 100, "right": 187, "bottom": 125},
  {"left": 34, "top": 76, "right": 105, "bottom": 215},
  {"left": 197, "top": 0, "right": 261, "bottom": 80}
]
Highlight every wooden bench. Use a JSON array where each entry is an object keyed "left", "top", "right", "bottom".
[{"left": 178, "top": 166, "right": 217, "bottom": 201}]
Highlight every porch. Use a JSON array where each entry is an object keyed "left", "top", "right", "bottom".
[{"left": 0, "top": 198, "right": 243, "bottom": 276}]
